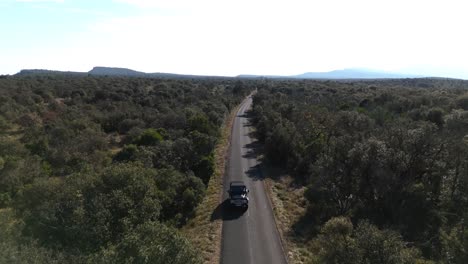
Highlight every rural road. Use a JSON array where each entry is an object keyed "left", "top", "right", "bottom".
[{"left": 219, "top": 96, "right": 288, "bottom": 264}]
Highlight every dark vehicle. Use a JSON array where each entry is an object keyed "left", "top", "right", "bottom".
[{"left": 228, "top": 181, "right": 249, "bottom": 208}]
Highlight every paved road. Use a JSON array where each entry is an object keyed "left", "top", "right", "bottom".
[{"left": 219, "top": 97, "right": 288, "bottom": 264}]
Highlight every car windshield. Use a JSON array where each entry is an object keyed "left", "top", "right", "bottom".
[{"left": 230, "top": 186, "right": 246, "bottom": 195}]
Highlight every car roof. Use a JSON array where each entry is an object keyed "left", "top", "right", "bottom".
[{"left": 230, "top": 181, "right": 246, "bottom": 187}]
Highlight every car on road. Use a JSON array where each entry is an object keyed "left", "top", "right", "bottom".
[{"left": 228, "top": 181, "right": 249, "bottom": 208}]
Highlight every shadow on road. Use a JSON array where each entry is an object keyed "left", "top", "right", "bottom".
[
  {"left": 211, "top": 199, "right": 247, "bottom": 222},
  {"left": 242, "top": 140, "right": 261, "bottom": 159},
  {"left": 245, "top": 164, "right": 264, "bottom": 181},
  {"left": 237, "top": 109, "right": 255, "bottom": 119},
  {"left": 242, "top": 149, "right": 257, "bottom": 159}
]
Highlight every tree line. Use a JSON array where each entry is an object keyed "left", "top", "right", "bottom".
[
  {"left": 251, "top": 78, "right": 468, "bottom": 263},
  {"left": 0, "top": 75, "right": 251, "bottom": 263}
]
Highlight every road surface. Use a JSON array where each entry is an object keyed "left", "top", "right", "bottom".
[{"left": 219, "top": 96, "right": 288, "bottom": 264}]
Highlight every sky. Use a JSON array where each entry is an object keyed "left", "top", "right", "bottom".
[{"left": 1, "top": 0, "right": 468, "bottom": 78}]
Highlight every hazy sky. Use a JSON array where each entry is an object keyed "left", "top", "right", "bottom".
[{"left": 1, "top": 0, "right": 468, "bottom": 78}]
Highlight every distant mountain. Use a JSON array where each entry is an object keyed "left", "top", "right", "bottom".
[
  {"left": 236, "top": 74, "right": 281, "bottom": 79},
  {"left": 16, "top": 69, "right": 85, "bottom": 76},
  {"left": 147, "top": 72, "right": 226, "bottom": 79},
  {"left": 16, "top": 67, "right": 230, "bottom": 79},
  {"left": 238, "top": 69, "right": 424, "bottom": 79},
  {"left": 294, "top": 69, "right": 423, "bottom": 79},
  {"left": 88, "top": 67, "right": 232, "bottom": 79},
  {"left": 89, "top": 66, "right": 146, "bottom": 76}
]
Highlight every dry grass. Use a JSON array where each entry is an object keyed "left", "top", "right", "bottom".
[
  {"left": 1, "top": 124, "right": 23, "bottom": 141},
  {"left": 0, "top": 208, "right": 16, "bottom": 227},
  {"left": 262, "top": 166, "right": 313, "bottom": 264},
  {"left": 182, "top": 100, "right": 244, "bottom": 264}
]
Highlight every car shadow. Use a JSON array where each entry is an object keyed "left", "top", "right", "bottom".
[{"left": 211, "top": 198, "right": 248, "bottom": 221}]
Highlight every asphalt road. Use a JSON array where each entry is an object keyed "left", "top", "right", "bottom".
[{"left": 219, "top": 96, "right": 288, "bottom": 264}]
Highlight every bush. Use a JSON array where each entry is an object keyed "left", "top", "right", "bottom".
[
  {"left": 456, "top": 94, "right": 468, "bottom": 110},
  {"left": 427, "top": 107, "right": 445, "bottom": 128},
  {"left": 134, "top": 128, "right": 163, "bottom": 146},
  {"left": 441, "top": 219, "right": 468, "bottom": 264},
  {"left": 93, "top": 221, "right": 202, "bottom": 264}
]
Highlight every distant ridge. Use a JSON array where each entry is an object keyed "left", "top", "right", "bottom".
[
  {"left": 15, "top": 67, "right": 432, "bottom": 80},
  {"left": 89, "top": 66, "right": 146, "bottom": 76},
  {"left": 16, "top": 69, "right": 85, "bottom": 76},
  {"left": 16, "top": 67, "right": 230, "bottom": 79},
  {"left": 294, "top": 69, "right": 423, "bottom": 79},
  {"left": 238, "top": 69, "right": 424, "bottom": 79}
]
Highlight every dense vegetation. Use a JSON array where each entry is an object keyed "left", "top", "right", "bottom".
[
  {"left": 251, "top": 78, "right": 468, "bottom": 263},
  {"left": 0, "top": 75, "right": 250, "bottom": 263},
  {"left": 3, "top": 74, "right": 467, "bottom": 263}
]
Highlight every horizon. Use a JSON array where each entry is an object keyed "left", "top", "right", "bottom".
[
  {"left": 10, "top": 66, "right": 442, "bottom": 79},
  {"left": 1, "top": 0, "right": 468, "bottom": 79}
]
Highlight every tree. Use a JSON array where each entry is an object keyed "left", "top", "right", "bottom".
[
  {"left": 354, "top": 221, "right": 421, "bottom": 264},
  {"left": 191, "top": 154, "right": 214, "bottom": 184},
  {"left": 264, "top": 120, "right": 296, "bottom": 167},
  {"left": 441, "top": 218, "right": 468, "bottom": 264},
  {"left": 311, "top": 217, "right": 360, "bottom": 264},
  {"left": 311, "top": 217, "right": 422, "bottom": 264},
  {"left": 456, "top": 94, "right": 468, "bottom": 110},
  {"left": 17, "top": 163, "right": 163, "bottom": 251},
  {"left": 427, "top": 108, "right": 445, "bottom": 128},
  {"left": 187, "top": 113, "right": 218, "bottom": 137}
]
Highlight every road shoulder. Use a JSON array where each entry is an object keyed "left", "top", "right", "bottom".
[{"left": 262, "top": 166, "right": 312, "bottom": 263}]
